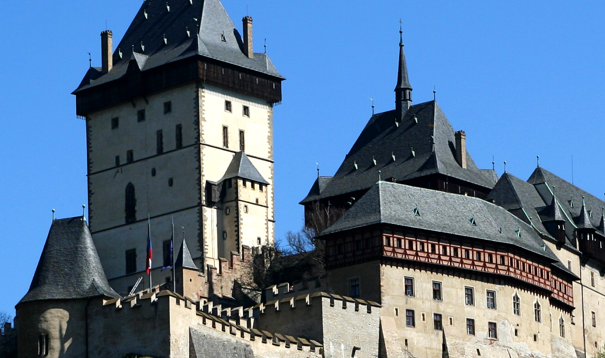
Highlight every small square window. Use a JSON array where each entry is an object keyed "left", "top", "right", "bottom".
[
  {"left": 115, "top": 155, "right": 120, "bottom": 167},
  {"left": 137, "top": 109, "right": 146, "bottom": 122},
  {"left": 487, "top": 290, "right": 496, "bottom": 309},
  {"left": 243, "top": 105, "right": 250, "bottom": 117},
  {"left": 434, "top": 313, "right": 443, "bottom": 330},
  {"left": 433, "top": 282, "right": 442, "bottom": 301},
  {"left": 225, "top": 100, "right": 232, "bottom": 112},
  {"left": 257, "top": 237, "right": 261, "bottom": 245},
  {"left": 164, "top": 101, "right": 172, "bottom": 114},
  {"left": 168, "top": 178, "right": 174, "bottom": 187},
  {"left": 111, "top": 117, "right": 119, "bottom": 129},
  {"left": 488, "top": 322, "right": 498, "bottom": 339},
  {"left": 175, "top": 124, "right": 183, "bottom": 149},
  {"left": 127, "top": 150, "right": 134, "bottom": 163},
  {"left": 151, "top": 168, "right": 156, "bottom": 177},
  {"left": 465, "top": 287, "right": 474, "bottom": 305}
]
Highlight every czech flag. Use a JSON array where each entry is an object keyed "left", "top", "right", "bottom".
[{"left": 146, "top": 220, "right": 153, "bottom": 275}]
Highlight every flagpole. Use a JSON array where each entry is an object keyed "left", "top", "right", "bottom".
[
  {"left": 148, "top": 215, "right": 152, "bottom": 291},
  {"left": 172, "top": 215, "right": 175, "bottom": 293}
]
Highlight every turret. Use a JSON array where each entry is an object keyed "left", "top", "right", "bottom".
[
  {"left": 395, "top": 28, "right": 412, "bottom": 121},
  {"left": 542, "top": 195, "right": 566, "bottom": 245}
]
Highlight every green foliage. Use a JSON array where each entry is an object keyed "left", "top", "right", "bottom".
[{"left": 597, "top": 345, "right": 605, "bottom": 358}]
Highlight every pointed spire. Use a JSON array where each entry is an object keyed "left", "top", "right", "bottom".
[
  {"left": 577, "top": 196, "right": 594, "bottom": 230},
  {"left": 598, "top": 207, "right": 605, "bottom": 234},
  {"left": 545, "top": 195, "right": 564, "bottom": 222},
  {"left": 395, "top": 21, "right": 412, "bottom": 121},
  {"left": 175, "top": 238, "right": 198, "bottom": 270}
]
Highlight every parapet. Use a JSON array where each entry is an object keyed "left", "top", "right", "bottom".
[{"left": 264, "top": 275, "right": 329, "bottom": 301}]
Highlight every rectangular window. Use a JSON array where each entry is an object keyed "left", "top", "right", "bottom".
[
  {"left": 592, "top": 311, "right": 596, "bottom": 327},
  {"left": 349, "top": 278, "right": 360, "bottom": 298},
  {"left": 239, "top": 130, "right": 245, "bottom": 151},
  {"left": 465, "top": 287, "right": 474, "bottom": 305},
  {"left": 163, "top": 240, "right": 172, "bottom": 268},
  {"left": 111, "top": 117, "right": 119, "bottom": 129},
  {"left": 487, "top": 290, "right": 496, "bottom": 309},
  {"left": 476, "top": 252, "right": 481, "bottom": 261},
  {"left": 222, "top": 126, "right": 229, "bottom": 148},
  {"left": 156, "top": 130, "right": 163, "bottom": 154},
  {"left": 243, "top": 105, "right": 250, "bottom": 117},
  {"left": 175, "top": 124, "right": 183, "bottom": 149},
  {"left": 488, "top": 253, "right": 493, "bottom": 263},
  {"left": 419, "top": 242, "right": 425, "bottom": 252},
  {"left": 488, "top": 322, "right": 498, "bottom": 339},
  {"left": 567, "top": 260, "right": 572, "bottom": 271},
  {"left": 453, "top": 247, "right": 458, "bottom": 257},
  {"left": 406, "top": 309, "right": 415, "bottom": 327},
  {"left": 513, "top": 294, "right": 520, "bottom": 315},
  {"left": 433, "top": 282, "right": 442, "bottom": 301},
  {"left": 38, "top": 334, "right": 49, "bottom": 356},
  {"left": 466, "top": 318, "right": 475, "bottom": 335},
  {"left": 500, "top": 256, "right": 506, "bottom": 265},
  {"left": 127, "top": 150, "right": 134, "bottom": 163},
  {"left": 225, "top": 100, "right": 232, "bottom": 112},
  {"left": 164, "top": 101, "right": 172, "bottom": 114},
  {"left": 137, "top": 109, "right": 146, "bottom": 122},
  {"left": 591, "top": 271, "right": 595, "bottom": 287},
  {"left": 442, "top": 246, "right": 447, "bottom": 255},
  {"left": 115, "top": 155, "right": 120, "bottom": 167},
  {"left": 404, "top": 277, "right": 414, "bottom": 297},
  {"left": 434, "top": 313, "right": 443, "bottom": 330},
  {"left": 408, "top": 240, "right": 414, "bottom": 250},
  {"left": 125, "top": 249, "right": 137, "bottom": 274},
  {"left": 431, "top": 244, "right": 436, "bottom": 253},
  {"left": 465, "top": 249, "right": 470, "bottom": 259}
]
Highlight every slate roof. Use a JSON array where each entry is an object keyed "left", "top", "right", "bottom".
[
  {"left": 322, "top": 182, "right": 560, "bottom": 262},
  {"left": 486, "top": 172, "right": 578, "bottom": 251},
  {"left": 220, "top": 151, "right": 269, "bottom": 185},
  {"left": 301, "top": 101, "right": 496, "bottom": 203},
  {"left": 528, "top": 167, "right": 605, "bottom": 230},
  {"left": 176, "top": 238, "right": 198, "bottom": 271},
  {"left": 301, "top": 176, "right": 333, "bottom": 203},
  {"left": 19, "top": 217, "right": 119, "bottom": 304},
  {"left": 74, "top": 0, "right": 282, "bottom": 93}
]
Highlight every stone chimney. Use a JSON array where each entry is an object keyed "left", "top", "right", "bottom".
[
  {"left": 455, "top": 130, "right": 467, "bottom": 169},
  {"left": 243, "top": 16, "right": 253, "bottom": 59},
  {"left": 101, "top": 30, "right": 113, "bottom": 74}
]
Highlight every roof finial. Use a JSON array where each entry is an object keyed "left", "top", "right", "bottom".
[
  {"left": 88, "top": 52, "right": 92, "bottom": 68},
  {"left": 399, "top": 19, "right": 403, "bottom": 46},
  {"left": 492, "top": 156, "right": 495, "bottom": 170},
  {"left": 264, "top": 38, "right": 267, "bottom": 54},
  {"left": 433, "top": 85, "right": 436, "bottom": 101},
  {"left": 537, "top": 155, "right": 540, "bottom": 168},
  {"left": 52, "top": 209, "right": 55, "bottom": 222},
  {"left": 395, "top": 20, "right": 412, "bottom": 121},
  {"left": 316, "top": 162, "right": 320, "bottom": 179},
  {"left": 378, "top": 170, "right": 382, "bottom": 183},
  {"left": 370, "top": 97, "right": 374, "bottom": 115},
  {"left": 504, "top": 161, "right": 507, "bottom": 173},
  {"left": 82, "top": 204, "right": 86, "bottom": 222}
]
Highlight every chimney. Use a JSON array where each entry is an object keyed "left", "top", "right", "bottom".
[
  {"left": 455, "top": 130, "right": 467, "bottom": 169},
  {"left": 243, "top": 16, "right": 253, "bottom": 59},
  {"left": 101, "top": 30, "right": 113, "bottom": 74}
]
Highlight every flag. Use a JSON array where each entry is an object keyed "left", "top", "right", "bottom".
[{"left": 146, "top": 219, "right": 153, "bottom": 275}]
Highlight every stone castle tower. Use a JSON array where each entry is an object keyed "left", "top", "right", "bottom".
[{"left": 73, "top": 0, "right": 284, "bottom": 294}]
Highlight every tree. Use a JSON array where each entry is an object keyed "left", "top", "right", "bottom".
[
  {"left": 0, "top": 312, "right": 11, "bottom": 334},
  {"left": 597, "top": 344, "right": 605, "bottom": 358}
]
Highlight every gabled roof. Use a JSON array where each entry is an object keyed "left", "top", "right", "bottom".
[
  {"left": 220, "top": 151, "right": 269, "bottom": 185},
  {"left": 75, "top": 0, "right": 282, "bottom": 93},
  {"left": 301, "top": 101, "right": 495, "bottom": 203},
  {"left": 321, "top": 182, "right": 559, "bottom": 262},
  {"left": 529, "top": 167, "right": 604, "bottom": 229},
  {"left": 301, "top": 176, "right": 333, "bottom": 204},
  {"left": 176, "top": 238, "right": 198, "bottom": 271},
  {"left": 19, "top": 217, "right": 119, "bottom": 304}
]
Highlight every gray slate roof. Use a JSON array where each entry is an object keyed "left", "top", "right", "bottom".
[
  {"left": 19, "top": 217, "right": 119, "bottom": 304},
  {"left": 220, "top": 151, "right": 269, "bottom": 185},
  {"left": 322, "top": 182, "right": 559, "bottom": 262},
  {"left": 75, "top": 0, "right": 282, "bottom": 93},
  {"left": 176, "top": 238, "right": 198, "bottom": 271},
  {"left": 301, "top": 101, "right": 496, "bottom": 203}
]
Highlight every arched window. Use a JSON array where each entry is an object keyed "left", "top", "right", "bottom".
[
  {"left": 559, "top": 317, "right": 565, "bottom": 338},
  {"left": 125, "top": 182, "right": 137, "bottom": 224},
  {"left": 513, "top": 294, "right": 520, "bottom": 316},
  {"left": 534, "top": 301, "right": 541, "bottom": 322}
]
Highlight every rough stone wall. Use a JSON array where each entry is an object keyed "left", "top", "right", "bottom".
[
  {"left": 0, "top": 321, "right": 18, "bottom": 358},
  {"left": 198, "top": 246, "right": 255, "bottom": 303}
]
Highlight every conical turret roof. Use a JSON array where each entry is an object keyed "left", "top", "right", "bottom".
[
  {"left": 544, "top": 195, "right": 565, "bottom": 222},
  {"left": 176, "top": 238, "right": 198, "bottom": 271},
  {"left": 19, "top": 217, "right": 119, "bottom": 304},
  {"left": 576, "top": 198, "right": 594, "bottom": 230}
]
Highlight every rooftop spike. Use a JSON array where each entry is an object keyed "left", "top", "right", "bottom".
[
  {"left": 52, "top": 209, "right": 55, "bottom": 222},
  {"left": 395, "top": 22, "right": 412, "bottom": 121}
]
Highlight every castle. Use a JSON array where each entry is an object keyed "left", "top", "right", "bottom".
[{"left": 3, "top": 1, "right": 605, "bottom": 357}]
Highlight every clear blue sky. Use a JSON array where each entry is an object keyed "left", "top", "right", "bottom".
[{"left": 1, "top": 1, "right": 604, "bottom": 317}]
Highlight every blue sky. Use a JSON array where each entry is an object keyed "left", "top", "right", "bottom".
[{"left": 1, "top": 1, "right": 604, "bottom": 316}]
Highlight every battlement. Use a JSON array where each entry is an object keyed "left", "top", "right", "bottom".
[
  {"left": 100, "top": 289, "right": 322, "bottom": 355},
  {"left": 264, "top": 275, "right": 329, "bottom": 301}
]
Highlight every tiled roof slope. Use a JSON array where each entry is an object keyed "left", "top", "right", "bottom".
[
  {"left": 220, "top": 151, "right": 269, "bottom": 185},
  {"left": 487, "top": 172, "right": 578, "bottom": 251},
  {"left": 322, "top": 182, "right": 559, "bottom": 262},
  {"left": 75, "top": 0, "right": 282, "bottom": 93},
  {"left": 176, "top": 238, "right": 198, "bottom": 271},
  {"left": 528, "top": 167, "right": 604, "bottom": 230},
  {"left": 19, "top": 217, "right": 119, "bottom": 304},
  {"left": 301, "top": 101, "right": 495, "bottom": 203}
]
